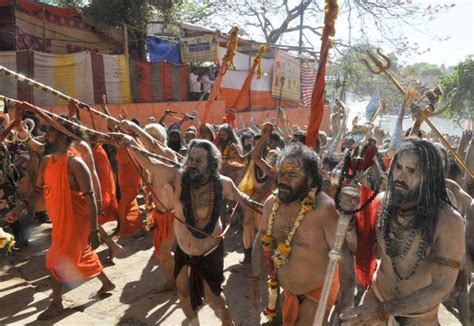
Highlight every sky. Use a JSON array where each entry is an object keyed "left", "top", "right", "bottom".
[
  {"left": 241, "top": 0, "right": 473, "bottom": 67},
  {"left": 407, "top": 0, "right": 473, "bottom": 66},
  {"left": 372, "top": 0, "right": 473, "bottom": 66}
]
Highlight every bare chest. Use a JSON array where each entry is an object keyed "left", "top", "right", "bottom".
[{"left": 272, "top": 209, "right": 320, "bottom": 249}]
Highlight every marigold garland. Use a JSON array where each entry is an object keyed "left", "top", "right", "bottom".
[{"left": 261, "top": 188, "right": 316, "bottom": 321}]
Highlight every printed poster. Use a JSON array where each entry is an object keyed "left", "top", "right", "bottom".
[
  {"left": 272, "top": 50, "right": 301, "bottom": 101},
  {"left": 180, "top": 34, "right": 219, "bottom": 63}
]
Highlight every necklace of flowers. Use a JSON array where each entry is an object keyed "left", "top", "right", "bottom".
[
  {"left": 221, "top": 144, "right": 230, "bottom": 162},
  {"left": 260, "top": 188, "right": 316, "bottom": 321}
]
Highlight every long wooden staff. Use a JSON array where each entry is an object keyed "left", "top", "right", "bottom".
[
  {"left": 0, "top": 96, "right": 180, "bottom": 167},
  {"left": 362, "top": 49, "right": 473, "bottom": 179},
  {"left": 0, "top": 66, "right": 186, "bottom": 161},
  {"left": 314, "top": 209, "right": 353, "bottom": 325},
  {"left": 0, "top": 66, "right": 121, "bottom": 125}
]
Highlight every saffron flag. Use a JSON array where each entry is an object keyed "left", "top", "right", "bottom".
[
  {"left": 305, "top": 0, "right": 338, "bottom": 148},
  {"left": 201, "top": 27, "right": 239, "bottom": 125}
]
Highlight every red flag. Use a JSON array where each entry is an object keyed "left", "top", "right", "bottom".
[{"left": 306, "top": 0, "right": 338, "bottom": 148}]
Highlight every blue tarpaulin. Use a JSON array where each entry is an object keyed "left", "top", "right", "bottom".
[{"left": 146, "top": 36, "right": 181, "bottom": 64}]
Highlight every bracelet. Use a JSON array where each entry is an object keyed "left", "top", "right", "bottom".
[{"left": 377, "top": 302, "right": 390, "bottom": 321}]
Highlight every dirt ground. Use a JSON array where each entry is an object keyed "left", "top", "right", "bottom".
[{"left": 0, "top": 221, "right": 466, "bottom": 325}]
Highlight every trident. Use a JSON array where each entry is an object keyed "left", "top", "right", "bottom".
[{"left": 362, "top": 49, "right": 473, "bottom": 179}]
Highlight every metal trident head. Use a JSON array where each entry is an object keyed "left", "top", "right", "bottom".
[{"left": 360, "top": 48, "right": 392, "bottom": 75}]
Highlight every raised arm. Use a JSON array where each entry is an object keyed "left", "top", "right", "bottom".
[
  {"left": 120, "top": 119, "right": 169, "bottom": 158},
  {"left": 251, "top": 123, "right": 274, "bottom": 176},
  {"left": 113, "top": 133, "right": 179, "bottom": 186}
]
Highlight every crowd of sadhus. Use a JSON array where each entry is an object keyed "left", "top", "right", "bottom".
[{"left": 0, "top": 99, "right": 473, "bottom": 325}]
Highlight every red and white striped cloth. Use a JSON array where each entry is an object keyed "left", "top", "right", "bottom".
[{"left": 301, "top": 63, "right": 317, "bottom": 107}]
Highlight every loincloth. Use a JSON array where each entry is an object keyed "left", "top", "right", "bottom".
[
  {"left": 173, "top": 241, "right": 224, "bottom": 311},
  {"left": 283, "top": 267, "right": 340, "bottom": 326},
  {"left": 151, "top": 209, "right": 174, "bottom": 258},
  {"left": 371, "top": 281, "right": 439, "bottom": 325}
]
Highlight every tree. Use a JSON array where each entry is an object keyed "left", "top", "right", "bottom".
[
  {"left": 440, "top": 56, "right": 474, "bottom": 122},
  {"left": 212, "top": 0, "right": 454, "bottom": 57}
]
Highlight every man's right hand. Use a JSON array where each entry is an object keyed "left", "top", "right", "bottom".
[
  {"left": 250, "top": 278, "right": 262, "bottom": 313},
  {"left": 262, "top": 122, "right": 274, "bottom": 135},
  {"left": 120, "top": 120, "right": 139, "bottom": 134},
  {"left": 108, "top": 132, "right": 135, "bottom": 146}
]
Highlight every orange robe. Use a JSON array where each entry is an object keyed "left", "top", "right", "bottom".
[
  {"left": 151, "top": 209, "right": 174, "bottom": 257},
  {"left": 44, "top": 150, "right": 103, "bottom": 282},
  {"left": 282, "top": 268, "right": 340, "bottom": 326},
  {"left": 93, "top": 144, "right": 119, "bottom": 225},
  {"left": 116, "top": 148, "right": 142, "bottom": 236}
]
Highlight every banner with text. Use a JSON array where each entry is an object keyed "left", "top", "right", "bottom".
[
  {"left": 271, "top": 50, "right": 301, "bottom": 101},
  {"left": 180, "top": 34, "right": 219, "bottom": 63}
]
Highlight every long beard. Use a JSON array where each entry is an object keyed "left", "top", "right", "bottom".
[
  {"left": 168, "top": 140, "right": 181, "bottom": 152},
  {"left": 183, "top": 168, "right": 210, "bottom": 188},
  {"left": 277, "top": 181, "right": 310, "bottom": 204},
  {"left": 388, "top": 182, "right": 420, "bottom": 210}
]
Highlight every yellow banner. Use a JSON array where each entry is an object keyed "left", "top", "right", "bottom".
[
  {"left": 272, "top": 50, "right": 301, "bottom": 101},
  {"left": 180, "top": 34, "right": 219, "bottom": 63}
]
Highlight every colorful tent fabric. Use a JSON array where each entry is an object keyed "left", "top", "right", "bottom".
[
  {"left": 129, "top": 60, "right": 188, "bottom": 103},
  {"left": 146, "top": 37, "right": 181, "bottom": 64},
  {"left": 0, "top": 50, "right": 132, "bottom": 106},
  {"left": 7, "top": 0, "right": 122, "bottom": 54}
]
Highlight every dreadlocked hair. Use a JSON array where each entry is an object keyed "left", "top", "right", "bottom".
[{"left": 379, "top": 139, "right": 452, "bottom": 253}]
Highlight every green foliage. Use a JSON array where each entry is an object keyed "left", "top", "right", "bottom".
[{"left": 440, "top": 56, "right": 474, "bottom": 120}]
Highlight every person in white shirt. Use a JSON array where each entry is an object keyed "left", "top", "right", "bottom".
[
  {"left": 201, "top": 68, "right": 215, "bottom": 100},
  {"left": 188, "top": 68, "right": 202, "bottom": 101}
]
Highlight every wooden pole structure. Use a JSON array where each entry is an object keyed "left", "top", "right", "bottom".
[{"left": 122, "top": 23, "right": 129, "bottom": 58}]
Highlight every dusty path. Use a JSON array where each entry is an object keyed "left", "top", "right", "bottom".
[{"left": 0, "top": 221, "right": 465, "bottom": 325}]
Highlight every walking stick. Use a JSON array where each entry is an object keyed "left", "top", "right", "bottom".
[
  {"left": 361, "top": 49, "right": 473, "bottom": 179},
  {"left": 313, "top": 189, "right": 355, "bottom": 325},
  {"left": 275, "top": 76, "right": 286, "bottom": 128}
]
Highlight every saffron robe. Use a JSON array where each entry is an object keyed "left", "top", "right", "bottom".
[
  {"left": 282, "top": 268, "right": 340, "bottom": 326},
  {"left": 116, "top": 148, "right": 142, "bottom": 236},
  {"left": 93, "top": 144, "right": 119, "bottom": 225},
  {"left": 44, "top": 150, "right": 103, "bottom": 281},
  {"left": 151, "top": 209, "right": 174, "bottom": 258}
]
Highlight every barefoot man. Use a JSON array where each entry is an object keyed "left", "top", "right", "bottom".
[
  {"left": 251, "top": 143, "right": 354, "bottom": 325},
  {"left": 115, "top": 133, "right": 263, "bottom": 325},
  {"left": 9, "top": 122, "right": 115, "bottom": 320},
  {"left": 340, "top": 140, "right": 465, "bottom": 325},
  {"left": 120, "top": 120, "right": 178, "bottom": 292}
]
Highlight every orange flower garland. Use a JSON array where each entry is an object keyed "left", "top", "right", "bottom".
[{"left": 261, "top": 189, "right": 316, "bottom": 321}]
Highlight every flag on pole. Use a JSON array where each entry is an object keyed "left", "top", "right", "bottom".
[
  {"left": 305, "top": 0, "right": 338, "bottom": 148},
  {"left": 200, "top": 27, "right": 239, "bottom": 125}
]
